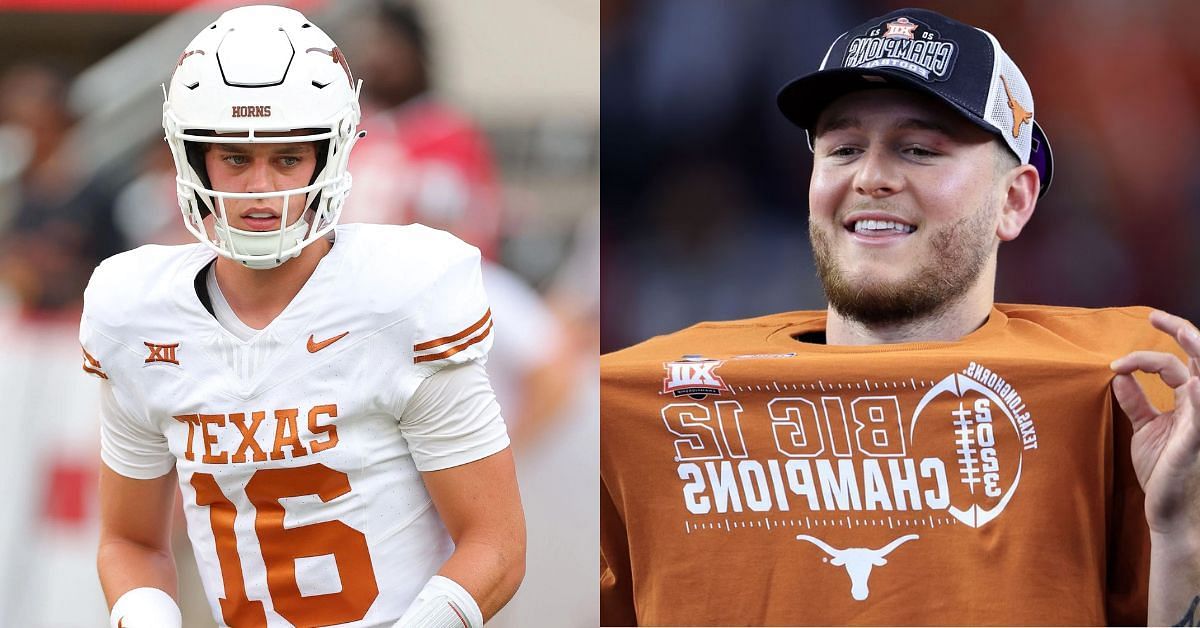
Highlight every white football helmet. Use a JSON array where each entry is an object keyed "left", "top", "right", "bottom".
[{"left": 163, "top": 5, "right": 363, "bottom": 269}]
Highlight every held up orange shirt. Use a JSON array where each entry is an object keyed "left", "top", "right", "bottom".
[{"left": 600, "top": 305, "right": 1181, "bottom": 626}]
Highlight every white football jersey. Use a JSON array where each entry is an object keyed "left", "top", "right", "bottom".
[{"left": 80, "top": 223, "right": 508, "bottom": 627}]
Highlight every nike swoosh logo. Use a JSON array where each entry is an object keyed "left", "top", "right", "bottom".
[{"left": 307, "top": 331, "right": 349, "bottom": 353}]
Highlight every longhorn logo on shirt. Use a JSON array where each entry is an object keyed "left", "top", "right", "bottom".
[
  {"left": 796, "top": 534, "right": 918, "bottom": 601},
  {"left": 663, "top": 356, "right": 728, "bottom": 399}
]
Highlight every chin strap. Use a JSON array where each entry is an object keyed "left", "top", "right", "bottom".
[{"left": 215, "top": 215, "right": 312, "bottom": 269}]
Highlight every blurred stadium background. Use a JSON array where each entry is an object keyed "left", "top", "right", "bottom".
[
  {"left": 0, "top": 0, "right": 597, "bottom": 626},
  {"left": 602, "top": 0, "right": 1200, "bottom": 353}
]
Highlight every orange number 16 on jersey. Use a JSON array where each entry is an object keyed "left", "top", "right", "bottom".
[{"left": 191, "top": 464, "right": 380, "bottom": 627}]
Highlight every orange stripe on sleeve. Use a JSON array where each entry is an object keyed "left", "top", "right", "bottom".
[
  {"left": 413, "top": 319, "right": 493, "bottom": 364},
  {"left": 413, "top": 309, "right": 492, "bottom": 352},
  {"left": 82, "top": 347, "right": 108, "bottom": 379},
  {"left": 83, "top": 364, "right": 108, "bottom": 379}
]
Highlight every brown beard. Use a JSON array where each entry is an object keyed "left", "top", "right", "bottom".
[{"left": 810, "top": 206, "right": 995, "bottom": 326}]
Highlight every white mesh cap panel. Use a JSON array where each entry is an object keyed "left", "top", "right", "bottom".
[{"left": 979, "top": 29, "right": 1034, "bottom": 164}]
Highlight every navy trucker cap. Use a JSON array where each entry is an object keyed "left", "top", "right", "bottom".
[{"left": 777, "top": 8, "right": 1053, "bottom": 198}]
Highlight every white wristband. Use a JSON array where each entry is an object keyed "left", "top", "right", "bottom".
[
  {"left": 109, "top": 587, "right": 181, "bottom": 628},
  {"left": 395, "top": 575, "right": 484, "bottom": 628}
]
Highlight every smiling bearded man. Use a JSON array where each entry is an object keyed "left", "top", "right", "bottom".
[
  {"left": 600, "top": 7, "right": 1200, "bottom": 627},
  {"left": 810, "top": 190, "right": 997, "bottom": 328}
]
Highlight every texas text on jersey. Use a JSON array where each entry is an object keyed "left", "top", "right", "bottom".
[{"left": 82, "top": 223, "right": 505, "bottom": 627}]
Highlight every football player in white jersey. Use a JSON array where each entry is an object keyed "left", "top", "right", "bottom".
[{"left": 80, "top": 6, "right": 524, "bottom": 628}]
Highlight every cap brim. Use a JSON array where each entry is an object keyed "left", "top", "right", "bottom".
[
  {"left": 777, "top": 67, "right": 1053, "bottom": 198},
  {"left": 778, "top": 67, "right": 985, "bottom": 131}
]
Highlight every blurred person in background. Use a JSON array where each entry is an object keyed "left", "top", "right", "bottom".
[
  {"left": 0, "top": 63, "right": 121, "bottom": 314},
  {"left": 112, "top": 141, "right": 194, "bottom": 249},
  {"left": 342, "top": 0, "right": 500, "bottom": 258},
  {"left": 491, "top": 206, "right": 600, "bottom": 628},
  {"left": 341, "top": 0, "right": 579, "bottom": 448}
]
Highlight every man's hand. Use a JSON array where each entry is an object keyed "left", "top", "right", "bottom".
[
  {"left": 1110, "top": 309, "right": 1200, "bottom": 626},
  {"left": 1110, "top": 310, "right": 1200, "bottom": 533}
]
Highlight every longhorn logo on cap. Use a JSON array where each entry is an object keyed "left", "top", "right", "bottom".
[{"left": 1000, "top": 75, "right": 1032, "bottom": 138}]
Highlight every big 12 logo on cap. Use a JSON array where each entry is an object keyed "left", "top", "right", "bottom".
[{"left": 663, "top": 355, "right": 728, "bottom": 400}]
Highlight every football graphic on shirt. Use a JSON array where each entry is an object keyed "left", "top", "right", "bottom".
[{"left": 908, "top": 369, "right": 1026, "bottom": 528}]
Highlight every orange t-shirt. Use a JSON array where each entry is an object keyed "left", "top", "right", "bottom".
[{"left": 600, "top": 305, "right": 1180, "bottom": 626}]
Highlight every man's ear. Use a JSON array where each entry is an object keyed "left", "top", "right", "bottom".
[{"left": 996, "top": 163, "right": 1039, "bottom": 241}]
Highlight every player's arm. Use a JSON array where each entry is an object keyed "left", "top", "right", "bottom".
[
  {"left": 422, "top": 448, "right": 525, "bottom": 619},
  {"left": 84, "top": 336, "right": 182, "bottom": 627},
  {"left": 397, "top": 360, "right": 526, "bottom": 627},
  {"left": 1110, "top": 310, "right": 1200, "bottom": 626},
  {"left": 83, "top": 269, "right": 183, "bottom": 626},
  {"left": 97, "top": 464, "right": 181, "bottom": 627}
]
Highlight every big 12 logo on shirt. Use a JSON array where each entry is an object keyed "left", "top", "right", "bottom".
[{"left": 663, "top": 356, "right": 729, "bottom": 400}]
